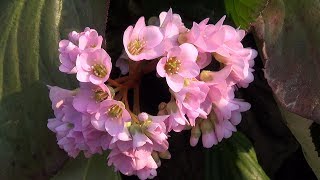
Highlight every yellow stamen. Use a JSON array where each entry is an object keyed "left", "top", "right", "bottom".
[
  {"left": 128, "top": 39, "right": 146, "bottom": 55},
  {"left": 92, "top": 64, "right": 108, "bottom": 78},
  {"left": 165, "top": 57, "right": 181, "bottom": 75}
]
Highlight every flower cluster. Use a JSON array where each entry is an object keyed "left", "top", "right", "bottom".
[
  {"left": 124, "top": 9, "right": 256, "bottom": 148},
  {"left": 48, "top": 8, "right": 257, "bottom": 180}
]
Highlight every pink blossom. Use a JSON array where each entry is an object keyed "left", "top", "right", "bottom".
[
  {"left": 162, "top": 101, "right": 189, "bottom": 132},
  {"left": 78, "top": 28, "right": 103, "bottom": 50},
  {"left": 48, "top": 87, "right": 111, "bottom": 157},
  {"left": 159, "top": 9, "right": 186, "bottom": 51},
  {"left": 156, "top": 43, "right": 199, "bottom": 92},
  {"left": 58, "top": 40, "right": 80, "bottom": 74},
  {"left": 76, "top": 48, "right": 112, "bottom": 85},
  {"left": 174, "top": 79, "right": 210, "bottom": 126},
  {"left": 92, "top": 100, "right": 131, "bottom": 137},
  {"left": 183, "top": 16, "right": 226, "bottom": 52},
  {"left": 48, "top": 86, "right": 74, "bottom": 113},
  {"left": 124, "top": 113, "right": 169, "bottom": 152},
  {"left": 212, "top": 22, "right": 257, "bottom": 87},
  {"left": 123, "top": 17, "right": 164, "bottom": 61},
  {"left": 73, "top": 83, "right": 112, "bottom": 114},
  {"left": 159, "top": 8, "right": 186, "bottom": 34},
  {"left": 214, "top": 49, "right": 257, "bottom": 88},
  {"left": 108, "top": 143, "right": 158, "bottom": 180}
]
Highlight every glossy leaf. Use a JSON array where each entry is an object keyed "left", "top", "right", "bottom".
[
  {"left": 280, "top": 108, "right": 320, "bottom": 178},
  {"left": 0, "top": 0, "right": 112, "bottom": 179},
  {"left": 224, "top": 0, "right": 268, "bottom": 29},
  {"left": 253, "top": 0, "right": 320, "bottom": 123},
  {"left": 205, "top": 132, "right": 270, "bottom": 180}
]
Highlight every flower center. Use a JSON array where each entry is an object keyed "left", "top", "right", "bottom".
[
  {"left": 127, "top": 39, "right": 145, "bottom": 55},
  {"left": 107, "top": 104, "right": 123, "bottom": 118},
  {"left": 92, "top": 64, "right": 108, "bottom": 78},
  {"left": 165, "top": 57, "right": 181, "bottom": 75},
  {"left": 93, "top": 89, "right": 108, "bottom": 102}
]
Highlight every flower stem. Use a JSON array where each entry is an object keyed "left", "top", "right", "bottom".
[
  {"left": 115, "top": 76, "right": 129, "bottom": 83},
  {"left": 107, "top": 78, "right": 123, "bottom": 87},
  {"left": 133, "top": 85, "right": 140, "bottom": 114}
]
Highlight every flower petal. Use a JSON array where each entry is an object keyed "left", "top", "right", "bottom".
[{"left": 166, "top": 74, "right": 184, "bottom": 92}]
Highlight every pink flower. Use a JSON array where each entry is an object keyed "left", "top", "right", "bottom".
[
  {"left": 92, "top": 100, "right": 131, "bottom": 137},
  {"left": 159, "top": 8, "right": 186, "bottom": 34},
  {"left": 123, "top": 17, "right": 164, "bottom": 61},
  {"left": 162, "top": 101, "right": 189, "bottom": 132},
  {"left": 174, "top": 79, "right": 210, "bottom": 125},
  {"left": 73, "top": 83, "right": 112, "bottom": 114},
  {"left": 214, "top": 49, "right": 257, "bottom": 88},
  {"left": 58, "top": 40, "right": 80, "bottom": 74},
  {"left": 48, "top": 86, "right": 74, "bottom": 113},
  {"left": 196, "top": 52, "right": 212, "bottom": 69},
  {"left": 48, "top": 88, "right": 111, "bottom": 157},
  {"left": 123, "top": 113, "right": 169, "bottom": 152},
  {"left": 78, "top": 28, "right": 103, "bottom": 50},
  {"left": 184, "top": 16, "right": 226, "bottom": 52},
  {"left": 108, "top": 143, "right": 158, "bottom": 180},
  {"left": 76, "top": 48, "right": 112, "bottom": 85},
  {"left": 212, "top": 22, "right": 257, "bottom": 87},
  {"left": 159, "top": 9, "right": 186, "bottom": 51},
  {"left": 156, "top": 43, "right": 200, "bottom": 92}
]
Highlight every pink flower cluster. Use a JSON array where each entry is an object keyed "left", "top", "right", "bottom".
[
  {"left": 124, "top": 9, "right": 256, "bottom": 148},
  {"left": 50, "top": 28, "right": 170, "bottom": 179},
  {"left": 48, "top": 8, "right": 257, "bottom": 180}
]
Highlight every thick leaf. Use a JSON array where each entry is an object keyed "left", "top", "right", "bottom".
[
  {"left": 252, "top": 0, "right": 320, "bottom": 123},
  {"left": 280, "top": 108, "right": 320, "bottom": 178},
  {"left": 52, "top": 154, "right": 121, "bottom": 180},
  {"left": 0, "top": 0, "right": 111, "bottom": 179},
  {"left": 224, "top": 0, "right": 268, "bottom": 29},
  {"left": 205, "top": 132, "right": 269, "bottom": 180}
]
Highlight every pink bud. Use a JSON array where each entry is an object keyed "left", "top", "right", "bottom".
[
  {"left": 138, "top": 112, "right": 149, "bottom": 121},
  {"left": 202, "top": 131, "right": 218, "bottom": 148}
]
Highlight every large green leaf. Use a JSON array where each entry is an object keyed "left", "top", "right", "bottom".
[
  {"left": 224, "top": 0, "right": 268, "bottom": 29},
  {"left": 0, "top": 0, "right": 117, "bottom": 179},
  {"left": 252, "top": 0, "right": 320, "bottom": 123},
  {"left": 280, "top": 108, "right": 320, "bottom": 178},
  {"left": 52, "top": 154, "right": 121, "bottom": 180},
  {"left": 205, "top": 132, "right": 269, "bottom": 180}
]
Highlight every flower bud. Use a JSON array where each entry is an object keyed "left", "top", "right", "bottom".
[
  {"left": 190, "top": 122, "right": 201, "bottom": 147},
  {"left": 202, "top": 131, "right": 218, "bottom": 148},
  {"left": 158, "top": 150, "right": 171, "bottom": 159},
  {"left": 158, "top": 102, "right": 167, "bottom": 111},
  {"left": 138, "top": 112, "right": 149, "bottom": 121},
  {"left": 200, "top": 119, "right": 213, "bottom": 134},
  {"left": 151, "top": 151, "right": 161, "bottom": 167}
]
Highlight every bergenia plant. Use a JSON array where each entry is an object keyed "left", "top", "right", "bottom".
[{"left": 48, "top": 8, "right": 257, "bottom": 179}]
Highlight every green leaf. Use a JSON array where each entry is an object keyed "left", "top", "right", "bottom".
[
  {"left": 52, "top": 154, "right": 121, "bottom": 180},
  {"left": 280, "top": 108, "right": 320, "bottom": 178},
  {"left": 205, "top": 132, "right": 269, "bottom": 180},
  {"left": 224, "top": 0, "right": 268, "bottom": 29},
  {"left": 0, "top": 0, "right": 115, "bottom": 179}
]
